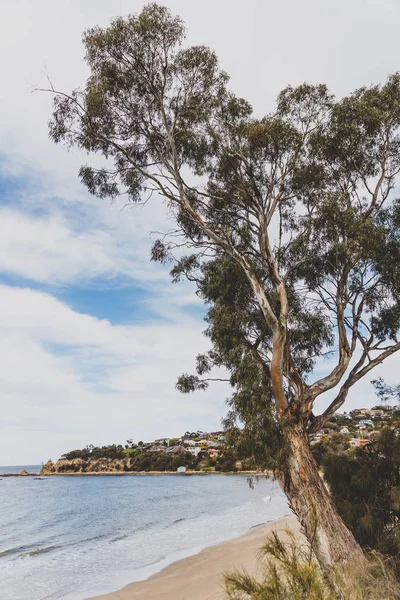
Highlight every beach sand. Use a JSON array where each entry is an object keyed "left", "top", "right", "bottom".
[{"left": 89, "top": 514, "right": 300, "bottom": 600}]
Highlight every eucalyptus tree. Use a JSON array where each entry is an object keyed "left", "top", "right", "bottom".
[{"left": 45, "top": 3, "right": 400, "bottom": 568}]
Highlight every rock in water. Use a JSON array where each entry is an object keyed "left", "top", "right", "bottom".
[{"left": 19, "top": 470, "right": 29, "bottom": 476}]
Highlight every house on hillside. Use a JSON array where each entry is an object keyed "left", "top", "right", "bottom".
[
  {"left": 340, "top": 427, "right": 350, "bottom": 434},
  {"left": 183, "top": 439, "right": 196, "bottom": 446},
  {"left": 208, "top": 448, "right": 219, "bottom": 458},
  {"left": 350, "top": 438, "right": 369, "bottom": 448},
  {"left": 165, "top": 445, "right": 184, "bottom": 455},
  {"left": 148, "top": 445, "right": 166, "bottom": 452},
  {"left": 198, "top": 439, "right": 221, "bottom": 447},
  {"left": 187, "top": 447, "right": 201, "bottom": 457}
]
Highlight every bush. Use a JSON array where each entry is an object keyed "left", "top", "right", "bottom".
[
  {"left": 323, "top": 427, "right": 400, "bottom": 564},
  {"left": 224, "top": 529, "right": 400, "bottom": 600},
  {"left": 218, "top": 450, "right": 238, "bottom": 472},
  {"left": 224, "top": 530, "right": 334, "bottom": 600}
]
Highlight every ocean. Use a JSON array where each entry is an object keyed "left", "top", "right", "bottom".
[{"left": 0, "top": 468, "right": 289, "bottom": 600}]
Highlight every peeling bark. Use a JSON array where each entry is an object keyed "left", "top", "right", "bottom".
[{"left": 279, "top": 424, "right": 365, "bottom": 568}]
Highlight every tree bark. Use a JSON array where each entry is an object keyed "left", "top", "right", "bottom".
[{"left": 278, "top": 423, "right": 364, "bottom": 568}]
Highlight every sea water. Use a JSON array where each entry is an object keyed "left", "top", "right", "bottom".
[{"left": 0, "top": 469, "right": 289, "bottom": 600}]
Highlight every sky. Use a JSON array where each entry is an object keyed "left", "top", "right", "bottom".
[{"left": 1, "top": 0, "right": 400, "bottom": 465}]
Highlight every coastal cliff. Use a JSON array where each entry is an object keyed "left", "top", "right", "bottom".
[{"left": 41, "top": 458, "right": 128, "bottom": 475}]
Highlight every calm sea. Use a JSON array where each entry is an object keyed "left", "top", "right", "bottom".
[{"left": 0, "top": 469, "right": 289, "bottom": 600}]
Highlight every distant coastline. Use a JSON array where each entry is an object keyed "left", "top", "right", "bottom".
[
  {"left": 42, "top": 469, "right": 264, "bottom": 476},
  {"left": 1, "top": 469, "right": 267, "bottom": 477}
]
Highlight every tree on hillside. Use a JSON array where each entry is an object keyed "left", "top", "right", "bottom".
[{"left": 44, "top": 3, "right": 400, "bottom": 569}]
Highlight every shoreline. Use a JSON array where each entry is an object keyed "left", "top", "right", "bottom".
[
  {"left": 87, "top": 514, "right": 300, "bottom": 600},
  {"left": 1, "top": 470, "right": 270, "bottom": 477},
  {"left": 39, "top": 470, "right": 266, "bottom": 476}
]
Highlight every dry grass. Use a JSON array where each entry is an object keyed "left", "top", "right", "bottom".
[
  {"left": 224, "top": 529, "right": 400, "bottom": 600},
  {"left": 336, "top": 553, "right": 400, "bottom": 600}
]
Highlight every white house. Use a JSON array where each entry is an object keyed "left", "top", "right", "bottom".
[
  {"left": 177, "top": 466, "right": 186, "bottom": 473},
  {"left": 187, "top": 447, "right": 201, "bottom": 457},
  {"left": 197, "top": 439, "right": 220, "bottom": 447},
  {"left": 340, "top": 427, "right": 350, "bottom": 434},
  {"left": 183, "top": 439, "right": 196, "bottom": 446}
]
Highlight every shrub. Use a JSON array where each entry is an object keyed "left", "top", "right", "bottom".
[
  {"left": 224, "top": 529, "right": 400, "bottom": 600},
  {"left": 224, "top": 530, "right": 334, "bottom": 600},
  {"left": 323, "top": 427, "right": 400, "bottom": 564}
]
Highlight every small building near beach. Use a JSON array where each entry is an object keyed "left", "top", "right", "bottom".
[{"left": 177, "top": 466, "right": 186, "bottom": 473}]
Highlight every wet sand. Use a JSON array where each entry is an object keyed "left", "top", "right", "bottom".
[{"left": 89, "top": 514, "right": 300, "bottom": 600}]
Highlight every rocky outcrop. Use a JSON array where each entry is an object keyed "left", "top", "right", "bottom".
[
  {"left": 40, "top": 460, "right": 56, "bottom": 475},
  {"left": 41, "top": 457, "right": 127, "bottom": 474},
  {"left": 19, "top": 469, "right": 29, "bottom": 476}
]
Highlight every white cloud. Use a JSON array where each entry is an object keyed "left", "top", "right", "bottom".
[
  {"left": 0, "top": 207, "right": 117, "bottom": 284},
  {"left": 0, "top": 285, "right": 228, "bottom": 465}
]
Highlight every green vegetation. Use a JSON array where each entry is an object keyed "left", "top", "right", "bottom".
[
  {"left": 46, "top": 1, "right": 400, "bottom": 568},
  {"left": 225, "top": 531, "right": 335, "bottom": 600},
  {"left": 124, "top": 451, "right": 196, "bottom": 472},
  {"left": 62, "top": 444, "right": 125, "bottom": 460},
  {"left": 323, "top": 426, "right": 400, "bottom": 567},
  {"left": 224, "top": 530, "right": 400, "bottom": 599}
]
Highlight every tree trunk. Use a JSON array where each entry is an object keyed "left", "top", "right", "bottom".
[{"left": 278, "top": 423, "right": 364, "bottom": 568}]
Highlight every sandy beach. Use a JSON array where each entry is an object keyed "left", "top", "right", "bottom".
[{"left": 89, "top": 514, "right": 300, "bottom": 600}]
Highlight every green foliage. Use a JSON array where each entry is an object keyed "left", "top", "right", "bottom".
[
  {"left": 126, "top": 450, "right": 196, "bottom": 472},
  {"left": 123, "top": 448, "right": 138, "bottom": 455},
  {"left": 215, "top": 449, "right": 238, "bottom": 472},
  {"left": 373, "top": 378, "right": 400, "bottom": 403},
  {"left": 323, "top": 427, "right": 400, "bottom": 561},
  {"left": 224, "top": 530, "right": 334, "bottom": 600},
  {"left": 224, "top": 529, "right": 400, "bottom": 600},
  {"left": 62, "top": 444, "right": 125, "bottom": 460},
  {"left": 311, "top": 433, "right": 351, "bottom": 467},
  {"left": 168, "top": 438, "right": 180, "bottom": 447}
]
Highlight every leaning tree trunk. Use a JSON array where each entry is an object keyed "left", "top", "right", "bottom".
[{"left": 278, "top": 423, "right": 364, "bottom": 569}]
